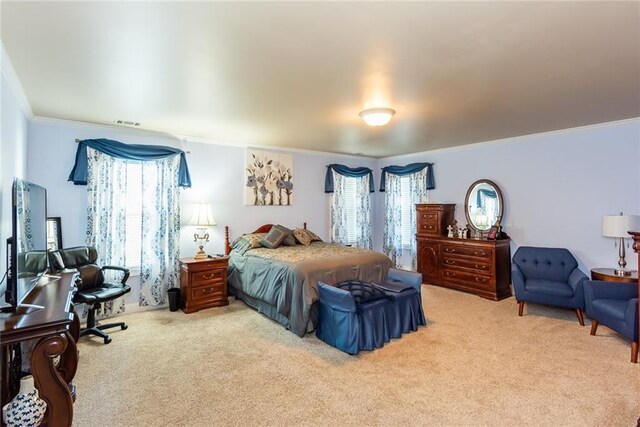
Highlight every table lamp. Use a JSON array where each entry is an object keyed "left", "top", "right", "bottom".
[
  {"left": 602, "top": 212, "right": 640, "bottom": 276},
  {"left": 190, "top": 203, "right": 216, "bottom": 259}
]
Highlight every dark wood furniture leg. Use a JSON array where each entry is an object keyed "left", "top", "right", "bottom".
[
  {"left": 517, "top": 301, "right": 524, "bottom": 316},
  {"left": 31, "top": 334, "right": 74, "bottom": 426},
  {"left": 632, "top": 232, "right": 640, "bottom": 364},
  {"left": 574, "top": 309, "right": 584, "bottom": 326},
  {"left": 590, "top": 320, "right": 599, "bottom": 335}
]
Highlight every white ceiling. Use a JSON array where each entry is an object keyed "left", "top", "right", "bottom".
[{"left": 2, "top": 1, "right": 639, "bottom": 158}]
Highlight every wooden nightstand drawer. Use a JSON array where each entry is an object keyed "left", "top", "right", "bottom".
[
  {"left": 179, "top": 256, "right": 229, "bottom": 313},
  {"left": 192, "top": 283, "right": 225, "bottom": 301},
  {"left": 193, "top": 269, "right": 225, "bottom": 285}
]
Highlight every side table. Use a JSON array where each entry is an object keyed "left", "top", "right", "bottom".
[
  {"left": 590, "top": 268, "right": 638, "bottom": 283},
  {"left": 179, "top": 256, "right": 229, "bottom": 313}
]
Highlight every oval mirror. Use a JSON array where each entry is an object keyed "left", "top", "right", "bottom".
[{"left": 464, "top": 179, "right": 503, "bottom": 235}]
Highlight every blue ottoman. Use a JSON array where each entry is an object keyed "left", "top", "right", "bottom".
[
  {"left": 377, "top": 269, "right": 427, "bottom": 338},
  {"left": 317, "top": 280, "right": 393, "bottom": 355}
]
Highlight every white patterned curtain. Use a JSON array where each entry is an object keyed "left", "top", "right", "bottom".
[
  {"left": 383, "top": 169, "right": 427, "bottom": 269},
  {"left": 15, "top": 181, "right": 33, "bottom": 253},
  {"left": 139, "top": 156, "right": 181, "bottom": 306},
  {"left": 86, "top": 148, "right": 128, "bottom": 317},
  {"left": 330, "top": 172, "right": 372, "bottom": 249}
]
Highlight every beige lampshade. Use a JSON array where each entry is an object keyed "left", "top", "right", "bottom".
[
  {"left": 602, "top": 214, "right": 640, "bottom": 238},
  {"left": 190, "top": 203, "right": 216, "bottom": 227}
]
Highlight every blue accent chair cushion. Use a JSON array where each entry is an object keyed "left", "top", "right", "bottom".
[
  {"left": 584, "top": 280, "right": 638, "bottom": 363},
  {"left": 380, "top": 269, "right": 427, "bottom": 336},
  {"left": 317, "top": 281, "right": 392, "bottom": 354},
  {"left": 511, "top": 247, "right": 588, "bottom": 323}
]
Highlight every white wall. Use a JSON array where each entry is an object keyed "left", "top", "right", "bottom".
[
  {"left": 26, "top": 118, "right": 376, "bottom": 307},
  {"left": 374, "top": 119, "right": 640, "bottom": 272},
  {"left": 0, "top": 68, "right": 30, "bottom": 292}
]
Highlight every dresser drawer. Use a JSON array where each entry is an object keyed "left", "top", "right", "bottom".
[
  {"left": 193, "top": 269, "right": 225, "bottom": 285},
  {"left": 192, "top": 283, "right": 225, "bottom": 302},
  {"left": 418, "top": 222, "right": 437, "bottom": 234},
  {"left": 441, "top": 268, "right": 493, "bottom": 288},
  {"left": 441, "top": 245, "right": 492, "bottom": 259},
  {"left": 441, "top": 256, "right": 493, "bottom": 275}
]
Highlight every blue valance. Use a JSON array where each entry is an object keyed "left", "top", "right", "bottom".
[
  {"left": 68, "top": 138, "right": 192, "bottom": 188},
  {"left": 379, "top": 162, "right": 434, "bottom": 192},
  {"left": 477, "top": 189, "right": 497, "bottom": 207},
  {"left": 324, "top": 164, "right": 375, "bottom": 193}
]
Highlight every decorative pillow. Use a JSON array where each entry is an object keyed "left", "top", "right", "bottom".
[
  {"left": 231, "top": 233, "right": 267, "bottom": 255},
  {"left": 306, "top": 229, "right": 322, "bottom": 242},
  {"left": 293, "top": 228, "right": 312, "bottom": 246},
  {"left": 275, "top": 224, "right": 296, "bottom": 246},
  {"left": 260, "top": 227, "right": 288, "bottom": 249}
]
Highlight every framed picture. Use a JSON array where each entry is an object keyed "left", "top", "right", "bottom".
[
  {"left": 487, "top": 226, "right": 499, "bottom": 240},
  {"left": 245, "top": 149, "right": 293, "bottom": 206}
]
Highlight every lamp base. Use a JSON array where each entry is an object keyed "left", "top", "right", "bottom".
[
  {"left": 614, "top": 268, "right": 633, "bottom": 277},
  {"left": 194, "top": 245, "right": 208, "bottom": 259}
]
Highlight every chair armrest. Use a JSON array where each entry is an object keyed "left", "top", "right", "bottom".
[
  {"left": 102, "top": 265, "right": 131, "bottom": 285},
  {"left": 318, "top": 283, "right": 356, "bottom": 312},
  {"left": 567, "top": 268, "right": 588, "bottom": 292},
  {"left": 587, "top": 280, "right": 638, "bottom": 300},
  {"left": 511, "top": 264, "right": 525, "bottom": 294},
  {"left": 386, "top": 268, "right": 422, "bottom": 292}
]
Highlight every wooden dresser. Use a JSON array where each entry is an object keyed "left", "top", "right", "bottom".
[
  {"left": 179, "top": 257, "right": 229, "bottom": 313},
  {"left": 416, "top": 204, "right": 512, "bottom": 301},
  {"left": 416, "top": 203, "right": 455, "bottom": 237}
]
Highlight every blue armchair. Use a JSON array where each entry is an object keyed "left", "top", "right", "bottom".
[
  {"left": 584, "top": 280, "right": 638, "bottom": 363},
  {"left": 512, "top": 247, "right": 588, "bottom": 325}
]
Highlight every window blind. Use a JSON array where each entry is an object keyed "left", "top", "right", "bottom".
[{"left": 343, "top": 177, "right": 358, "bottom": 245}]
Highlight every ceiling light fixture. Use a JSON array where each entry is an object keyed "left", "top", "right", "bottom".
[{"left": 359, "top": 107, "right": 396, "bottom": 126}]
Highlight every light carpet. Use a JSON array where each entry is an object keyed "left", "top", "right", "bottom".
[{"left": 72, "top": 286, "right": 639, "bottom": 426}]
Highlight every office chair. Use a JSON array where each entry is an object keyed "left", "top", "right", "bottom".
[{"left": 49, "top": 246, "right": 131, "bottom": 344}]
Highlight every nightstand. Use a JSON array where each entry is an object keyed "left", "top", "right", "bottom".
[
  {"left": 590, "top": 268, "right": 638, "bottom": 284},
  {"left": 179, "top": 256, "right": 229, "bottom": 313}
]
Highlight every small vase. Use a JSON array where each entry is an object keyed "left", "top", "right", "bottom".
[{"left": 2, "top": 375, "right": 47, "bottom": 427}]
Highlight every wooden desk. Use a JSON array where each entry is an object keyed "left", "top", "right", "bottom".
[
  {"left": 1, "top": 273, "right": 79, "bottom": 427},
  {"left": 590, "top": 268, "right": 638, "bottom": 283}
]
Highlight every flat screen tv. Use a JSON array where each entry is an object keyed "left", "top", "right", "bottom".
[{"left": 2, "top": 178, "right": 48, "bottom": 311}]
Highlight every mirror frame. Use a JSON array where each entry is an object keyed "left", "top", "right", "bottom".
[
  {"left": 46, "top": 217, "right": 63, "bottom": 251},
  {"left": 464, "top": 179, "right": 504, "bottom": 236}
]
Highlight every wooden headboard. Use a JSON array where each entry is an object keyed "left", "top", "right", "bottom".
[{"left": 224, "top": 223, "right": 307, "bottom": 255}]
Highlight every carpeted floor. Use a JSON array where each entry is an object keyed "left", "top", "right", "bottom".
[{"left": 72, "top": 286, "right": 639, "bottom": 426}]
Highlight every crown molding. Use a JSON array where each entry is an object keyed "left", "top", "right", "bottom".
[
  {"left": 379, "top": 117, "right": 640, "bottom": 163},
  {"left": 29, "top": 115, "right": 378, "bottom": 161},
  {"left": 1, "top": 41, "right": 33, "bottom": 118}
]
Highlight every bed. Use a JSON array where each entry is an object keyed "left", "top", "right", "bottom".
[{"left": 225, "top": 224, "right": 393, "bottom": 337}]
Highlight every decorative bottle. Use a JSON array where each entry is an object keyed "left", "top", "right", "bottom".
[{"left": 2, "top": 375, "right": 47, "bottom": 426}]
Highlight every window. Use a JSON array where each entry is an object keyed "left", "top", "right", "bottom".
[
  {"left": 125, "top": 162, "right": 142, "bottom": 270},
  {"left": 400, "top": 176, "right": 413, "bottom": 248},
  {"left": 342, "top": 177, "right": 358, "bottom": 245}
]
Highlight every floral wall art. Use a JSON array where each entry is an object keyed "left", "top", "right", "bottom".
[{"left": 245, "top": 149, "right": 293, "bottom": 206}]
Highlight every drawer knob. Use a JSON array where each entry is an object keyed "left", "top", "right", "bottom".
[
  {"left": 446, "top": 272, "right": 455, "bottom": 277},
  {"left": 475, "top": 264, "right": 486, "bottom": 269},
  {"left": 445, "top": 248, "right": 455, "bottom": 253},
  {"left": 445, "top": 260, "right": 455, "bottom": 265},
  {"left": 202, "top": 287, "right": 214, "bottom": 294},
  {"left": 202, "top": 273, "right": 216, "bottom": 280},
  {"left": 475, "top": 277, "right": 487, "bottom": 283}
]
